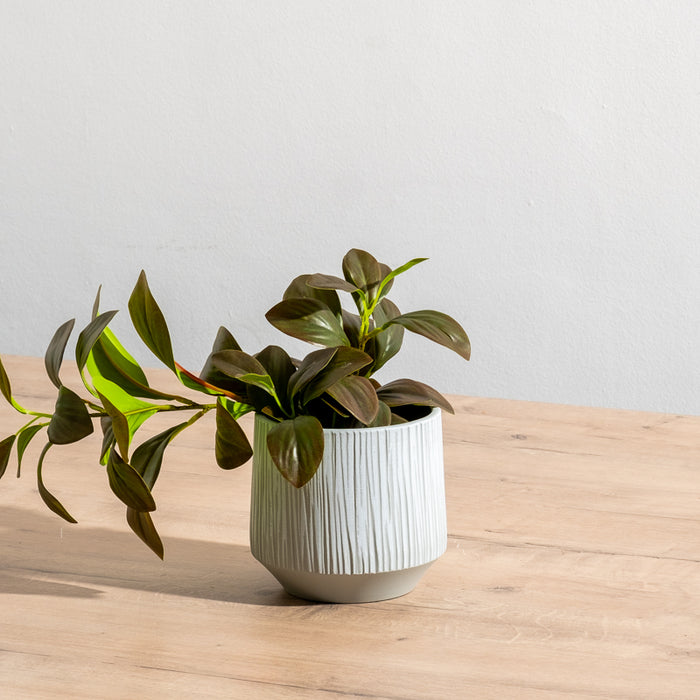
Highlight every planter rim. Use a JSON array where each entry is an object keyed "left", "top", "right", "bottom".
[{"left": 253, "top": 406, "right": 441, "bottom": 436}]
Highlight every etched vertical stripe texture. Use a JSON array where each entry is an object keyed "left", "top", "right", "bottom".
[{"left": 250, "top": 409, "right": 447, "bottom": 575}]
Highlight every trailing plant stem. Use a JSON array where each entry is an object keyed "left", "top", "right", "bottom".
[
  {"left": 87, "top": 402, "right": 217, "bottom": 420},
  {"left": 24, "top": 410, "right": 53, "bottom": 420}
]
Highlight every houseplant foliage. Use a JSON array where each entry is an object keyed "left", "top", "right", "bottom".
[{"left": 0, "top": 249, "right": 470, "bottom": 559}]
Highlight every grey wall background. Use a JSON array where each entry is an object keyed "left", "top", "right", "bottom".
[{"left": 1, "top": 2, "right": 698, "bottom": 415}]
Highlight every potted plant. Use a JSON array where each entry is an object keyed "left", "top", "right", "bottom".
[{"left": 0, "top": 249, "right": 470, "bottom": 602}]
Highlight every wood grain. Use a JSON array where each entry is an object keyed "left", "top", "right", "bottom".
[{"left": 0, "top": 355, "right": 698, "bottom": 699}]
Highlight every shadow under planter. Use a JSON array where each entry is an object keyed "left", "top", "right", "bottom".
[{"left": 250, "top": 408, "right": 447, "bottom": 603}]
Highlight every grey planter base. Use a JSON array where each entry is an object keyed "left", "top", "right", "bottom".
[{"left": 263, "top": 562, "right": 435, "bottom": 603}]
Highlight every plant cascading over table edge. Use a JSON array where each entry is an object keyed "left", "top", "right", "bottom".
[{"left": 0, "top": 249, "right": 470, "bottom": 558}]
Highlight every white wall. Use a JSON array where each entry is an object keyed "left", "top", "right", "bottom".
[{"left": 1, "top": 2, "right": 698, "bottom": 415}]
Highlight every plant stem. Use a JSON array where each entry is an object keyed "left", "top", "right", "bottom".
[
  {"left": 87, "top": 402, "right": 216, "bottom": 420},
  {"left": 26, "top": 410, "right": 53, "bottom": 420}
]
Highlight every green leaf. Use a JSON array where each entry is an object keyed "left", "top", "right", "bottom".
[
  {"left": 234, "top": 373, "right": 279, "bottom": 399},
  {"left": 341, "top": 310, "right": 362, "bottom": 347},
  {"left": 93, "top": 329, "right": 195, "bottom": 405},
  {"left": 386, "top": 310, "right": 471, "bottom": 361},
  {"left": 342, "top": 250, "right": 412, "bottom": 308},
  {"left": 0, "top": 435, "right": 16, "bottom": 479},
  {"left": 266, "top": 416, "right": 324, "bottom": 488},
  {"left": 174, "top": 362, "right": 247, "bottom": 401},
  {"left": 16, "top": 423, "right": 46, "bottom": 476},
  {"left": 306, "top": 273, "right": 359, "bottom": 294},
  {"left": 266, "top": 298, "right": 350, "bottom": 348},
  {"left": 131, "top": 421, "right": 190, "bottom": 489},
  {"left": 0, "top": 355, "right": 14, "bottom": 406},
  {"left": 89, "top": 368, "right": 159, "bottom": 415},
  {"left": 370, "top": 299, "right": 404, "bottom": 372},
  {"left": 325, "top": 375, "right": 379, "bottom": 425},
  {"left": 367, "top": 400, "right": 393, "bottom": 428},
  {"left": 75, "top": 309, "right": 118, "bottom": 371},
  {"left": 220, "top": 397, "right": 255, "bottom": 421},
  {"left": 128, "top": 270, "right": 176, "bottom": 370},
  {"left": 37, "top": 443, "right": 77, "bottom": 523},
  {"left": 44, "top": 319, "right": 76, "bottom": 389},
  {"left": 99, "top": 416, "right": 115, "bottom": 465},
  {"left": 286, "top": 347, "right": 337, "bottom": 400},
  {"left": 88, "top": 329, "right": 182, "bottom": 402},
  {"left": 283, "top": 274, "right": 342, "bottom": 317},
  {"left": 107, "top": 449, "right": 156, "bottom": 512},
  {"left": 89, "top": 372, "right": 159, "bottom": 447},
  {"left": 100, "top": 328, "right": 149, "bottom": 382},
  {"left": 91, "top": 285, "right": 102, "bottom": 321},
  {"left": 126, "top": 508, "right": 164, "bottom": 559},
  {"left": 212, "top": 326, "right": 242, "bottom": 352},
  {"left": 377, "top": 262, "right": 394, "bottom": 298},
  {"left": 209, "top": 349, "right": 280, "bottom": 405},
  {"left": 200, "top": 326, "right": 243, "bottom": 388},
  {"left": 302, "top": 347, "right": 373, "bottom": 403},
  {"left": 211, "top": 349, "right": 267, "bottom": 377},
  {"left": 215, "top": 399, "right": 253, "bottom": 470},
  {"left": 376, "top": 378, "right": 454, "bottom": 414},
  {"left": 255, "top": 345, "right": 296, "bottom": 408},
  {"left": 372, "top": 257, "right": 427, "bottom": 306},
  {"left": 97, "top": 391, "right": 130, "bottom": 459},
  {"left": 47, "top": 386, "right": 94, "bottom": 445},
  {"left": 342, "top": 249, "right": 383, "bottom": 293},
  {"left": 0, "top": 355, "right": 27, "bottom": 413}
]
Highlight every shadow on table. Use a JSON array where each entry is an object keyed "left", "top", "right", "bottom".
[{"left": 0, "top": 506, "right": 316, "bottom": 607}]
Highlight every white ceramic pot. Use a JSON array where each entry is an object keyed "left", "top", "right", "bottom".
[{"left": 249, "top": 407, "right": 447, "bottom": 603}]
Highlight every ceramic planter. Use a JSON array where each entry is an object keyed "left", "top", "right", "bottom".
[{"left": 249, "top": 407, "right": 447, "bottom": 603}]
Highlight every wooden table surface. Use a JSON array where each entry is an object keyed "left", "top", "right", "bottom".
[{"left": 0, "top": 355, "right": 698, "bottom": 699}]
